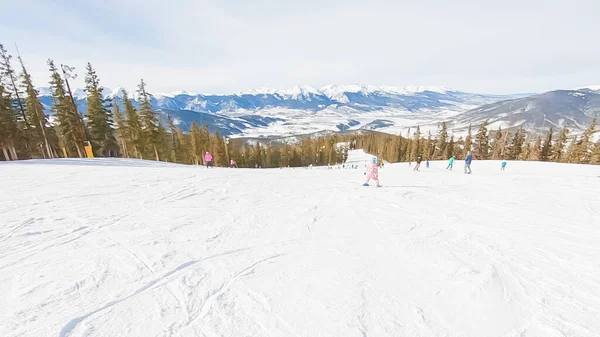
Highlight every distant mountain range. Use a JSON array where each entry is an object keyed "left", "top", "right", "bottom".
[{"left": 36, "top": 84, "right": 600, "bottom": 138}]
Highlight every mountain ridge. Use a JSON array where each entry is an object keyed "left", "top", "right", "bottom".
[{"left": 34, "top": 84, "right": 599, "bottom": 138}]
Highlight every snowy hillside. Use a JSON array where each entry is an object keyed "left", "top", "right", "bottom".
[{"left": 1, "top": 157, "right": 599, "bottom": 337}]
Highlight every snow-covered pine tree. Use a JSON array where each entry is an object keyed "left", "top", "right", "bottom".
[{"left": 137, "top": 79, "right": 161, "bottom": 161}]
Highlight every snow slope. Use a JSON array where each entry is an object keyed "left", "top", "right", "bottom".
[{"left": 1, "top": 157, "right": 599, "bottom": 337}]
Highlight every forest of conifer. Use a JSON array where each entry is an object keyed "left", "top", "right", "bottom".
[{"left": 2, "top": 43, "right": 599, "bottom": 167}]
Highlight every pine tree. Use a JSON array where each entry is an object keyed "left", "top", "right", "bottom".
[
  {"left": 410, "top": 126, "right": 421, "bottom": 160},
  {"left": 84, "top": 63, "right": 117, "bottom": 157},
  {"left": 539, "top": 127, "right": 553, "bottom": 161},
  {"left": 167, "top": 115, "right": 179, "bottom": 162},
  {"left": 19, "top": 56, "right": 52, "bottom": 158},
  {"left": 565, "top": 136, "right": 580, "bottom": 163},
  {"left": 553, "top": 129, "right": 569, "bottom": 162},
  {"left": 576, "top": 118, "right": 597, "bottom": 163},
  {"left": 445, "top": 135, "right": 455, "bottom": 159},
  {"left": 121, "top": 90, "right": 143, "bottom": 159},
  {"left": 211, "top": 131, "right": 227, "bottom": 166},
  {"left": 508, "top": 128, "right": 525, "bottom": 160},
  {"left": 590, "top": 140, "right": 600, "bottom": 164},
  {"left": 490, "top": 127, "right": 503, "bottom": 159},
  {"left": 48, "top": 59, "right": 85, "bottom": 157},
  {"left": 0, "top": 43, "right": 26, "bottom": 122},
  {"left": 434, "top": 122, "right": 448, "bottom": 159},
  {"left": 0, "top": 84, "right": 20, "bottom": 160},
  {"left": 189, "top": 122, "right": 202, "bottom": 165},
  {"left": 112, "top": 100, "right": 128, "bottom": 158},
  {"left": 137, "top": 79, "right": 161, "bottom": 160},
  {"left": 474, "top": 120, "right": 490, "bottom": 159},
  {"left": 530, "top": 135, "right": 542, "bottom": 161},
  {"left": 464, "top": 124, "right": 473, "bottom": 155}
]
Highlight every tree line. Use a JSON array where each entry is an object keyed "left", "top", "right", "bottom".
[
  {"left": 350, "top": 119, "right": 599, "bottom": 165},
  {"left": 1, "top": 42, "right": 599, "bottom": 166}
]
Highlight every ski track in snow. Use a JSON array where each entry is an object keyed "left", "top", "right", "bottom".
[{"left": 1, "top": 157, "right": 599, "bottom": 337}]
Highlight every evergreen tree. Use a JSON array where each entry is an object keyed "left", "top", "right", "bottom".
[
  {"left": 48, "top": 59, "right": 84, "bottom": 157},
  {"left": 508, "top": 128, "right": 525, "bottom": 160},
  {"left": 112, "top": 100, "right": 128, "bottom": 157},
  {"left": 490, "top": 127, "right": 503, "bottom": 159},
  {"left": 434, "top": 122, "right": 448, "bottom": 159},
  {"left": 464, "top": 124, "right": 473, "bottom": 155},
  {"left": 410, "top": 126, "right": 421, "bottom": 160},
  {"left": 445, "top": 135, "right": 455, "bottom": 159},
  {"left": 122, "top": 90, "right": 143, "bottom": 159},
  {"left": 590, "top": 140, "right": 600, "bottom": 164},
  {"left": 189, "top": 122, "right": 202, "bottom": 165},
  {"left": 0, "top": 43, "right": 26, "bottom": 122},
  {"left": 167, "top": 115, "right": 180, "bottom": 162},
  {"left": 576, "top": 118, "right": 597, "bottom": 163},
  {"left": 84, "top": 63, "right": 117, "bottom": 157},
  {"left": 565, "top": 136, "right": 580, "bottom": 163},
  {"left": 0, "top": 84, "right": 20, "bottom": 160},
  {"left": 530, "top": 135, "right": 542, "bottom": 161},
  {"left": 19, "top": 56, "right": 52, "bottom": 158},
  {"left": 474, "top": 120, "right": 490, "bottom": 159},
  {"left": 553, "top": 129, "right": 569, "bottom": 162},
  {"left": 137, "top": 79, "right": 161, "bottom": 160},
  {"left": 520, "top": 141, "right": 532, "bottom": 160},
  {"left": 539, "top": 127, "right": 553, "bottom": 161}
]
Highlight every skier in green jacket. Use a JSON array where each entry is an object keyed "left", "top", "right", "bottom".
[{"left": 446, "top": 156, "right": 455, "bottom": 170}]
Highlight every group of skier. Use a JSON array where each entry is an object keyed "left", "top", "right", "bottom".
[{"left": 363, "top": 152, "right": 509, "bottom": 186}]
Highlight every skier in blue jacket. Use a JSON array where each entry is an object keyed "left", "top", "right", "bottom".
[{"left": 464, "top": 151, "right": 472, "bottom": 174}]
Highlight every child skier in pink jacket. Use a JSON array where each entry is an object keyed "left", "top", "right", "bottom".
[
  {"left": 363, "top": 157, "right": 381, "bottom": 187},
  {"left": 204, "top": 152, "right": 213, "bottom": 168}
]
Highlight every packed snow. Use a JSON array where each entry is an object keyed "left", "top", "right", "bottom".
[{"left": 1, "top": 155, "right": 599, "bottom": 337}]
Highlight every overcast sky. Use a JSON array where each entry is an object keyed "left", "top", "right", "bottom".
[{"left": 1, "top": 0, "right": 599, "bottom": 94}]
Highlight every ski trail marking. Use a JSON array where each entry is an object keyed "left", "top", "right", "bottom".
[
  {"left": 1, "top": 217, "right": 35, "bottom": 242},
  {"left": 195, "top": 254, "right": 283, "bottom": 321},
  {"left": 57, "top": 244, "right": 292, "bottom": 337}
]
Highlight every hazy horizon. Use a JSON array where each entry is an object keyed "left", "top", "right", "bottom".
[{"left": 2, "top": 0, "right": 599, "bottom": 95}]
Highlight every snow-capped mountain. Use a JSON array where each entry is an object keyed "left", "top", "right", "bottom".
[
  {"left": 39, "top": 84, "right": 591, "bottom": 137},
  {"left": 453, "top": 89, "right": 600, "bottom": 134}
]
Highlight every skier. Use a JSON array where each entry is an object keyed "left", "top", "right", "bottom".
[
  {"left": 446, "top": 156, "right": 455, "bottom": 170},
  {"left": 204, "top": 152, "right": 213, "bottom": 168},
  {"left": 414, "top": 154, "right": 423, "bottom": 171},
  {"left": 464, "top": 151, "right": 472, "bottom": 174},
  {"left": 426, "top": 160, "right": 430, "bottom": 169},
  {"left": 363, "top": 157, "right": 381, "bottom": 187},
  {"left": 501, "top": 160, "right": 507, "bottom": 171}
]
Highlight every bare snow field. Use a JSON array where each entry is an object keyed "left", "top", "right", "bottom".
[{"left": 1, "top": 155, "right": 599, "bottom": 337}]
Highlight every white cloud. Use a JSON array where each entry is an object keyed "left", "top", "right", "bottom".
[{"left": 2, "top": 0, "right": 599, "bottom": 94}]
